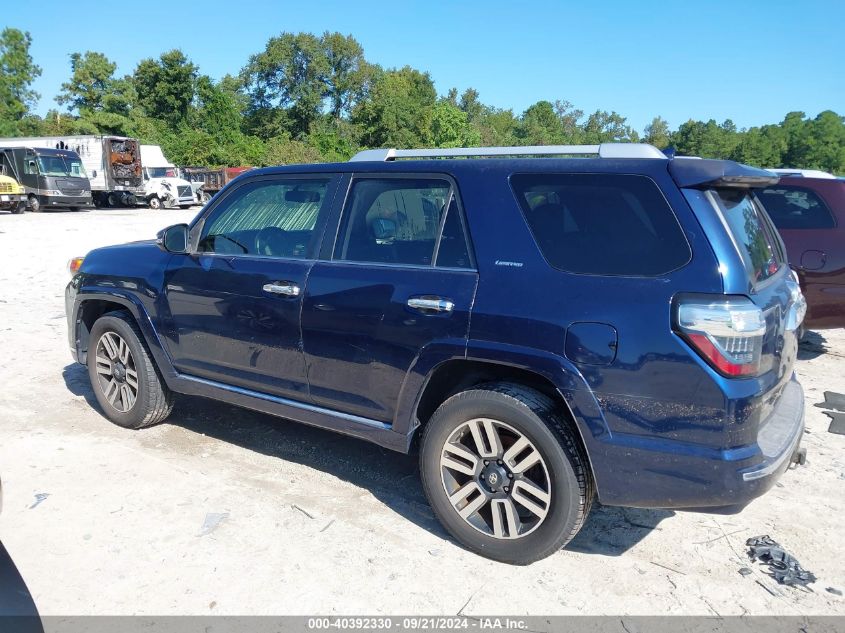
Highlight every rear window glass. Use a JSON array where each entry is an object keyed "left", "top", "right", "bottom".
[
  {"left": 710, "top": 189, "right": 784, "bottom": 284},
  {"left": 756, "top": 185, "right": 835, "bottom": 229},
  {"left": 510, "top": 173, "right": 690, "bottom": 276}
]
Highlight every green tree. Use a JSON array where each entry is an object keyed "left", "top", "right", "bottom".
[
  {"left": 57, "top": 51, "right": 117, "bottom": 113},
  {"left": 242, "top": 32, "right": 328, "bottom": 138},
  {"left": 133, "top": 49, "right": 198, "bottom": 128},
  {"left": 352, "top": 66, "right": 436, "bottom": 147},
  {"left": 518, "top": 100, "right": 565, "bottom": 145},
  {"left": 804, "top": 110, "right": 845, "bottom": 173},
  {"left": 582, "top": 110, "right": 638, "bottom": 143},
  {"left": 0, "top": 28, "right": 42, "bottom": 133},
  {"left": 478, "top": 108, "right": 518, "bottom": 146},
  {"left": 322, "top": 32, "right": 375, "bottom": 119},
  {"left": 643, "top": 116, "right": 671, "bottom": 149},
  {"left": 431, "top": 101, "right": 481, "bottom": 148}
]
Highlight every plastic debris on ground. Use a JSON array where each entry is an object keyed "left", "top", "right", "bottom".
[{"left": 746, "top": 535, "right": 817, "bottom": 588}]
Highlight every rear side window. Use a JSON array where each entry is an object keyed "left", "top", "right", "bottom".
[
  {"left": 709, "top": 189, "right": 784, "bottom": 284},
  {"left": 510, "top": 173, "right": 691, "bottom": 276},
  {"left": 756, "top": 185, "right": 835, "bottom": 229},
  {"left": 336, "top": 177, "right": 472, "bottom": 267}
]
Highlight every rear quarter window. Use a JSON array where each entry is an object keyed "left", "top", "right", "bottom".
[
  {"left": 709, "top": 189, "right": 784, "bottom": 285},
  {"left": 756, "top": 185, "right": 836, "bottom": 229},
  {"left": 510, "top": 173, "right": 691, "bottom": 276}
]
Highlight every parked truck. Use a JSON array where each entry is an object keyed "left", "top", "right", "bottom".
[
  {"left": 140, "top": 145, "right": 195, "bottom": 209},
  {"left": 0, "top": 171, "right": 26, "bottom": 214},
  {"left": 180, "top": 166, "right": 252, "bottom": 203},
  {"left": 0, "top": 146, "right": 93, "bottom": 212},
  {"left": 0, "top": 135, "right": 144, "bottom": 207}
]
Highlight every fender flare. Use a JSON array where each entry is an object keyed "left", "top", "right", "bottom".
[{"left": 73, "top": 289, "right": 178, "bottom": 384}]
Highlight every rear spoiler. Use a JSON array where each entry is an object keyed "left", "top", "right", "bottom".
[{"left": 669, "top": 157, "right": 779, "bottom": 189}]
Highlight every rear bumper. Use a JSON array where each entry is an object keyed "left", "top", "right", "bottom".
[{"left": 592, "top": 376, "right": 805, "bottom": 510}]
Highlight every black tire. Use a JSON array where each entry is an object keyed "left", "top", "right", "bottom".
[
  {"left": 11, "top": 201, "right": 25, "bottom": 214},
  {"left": 69, "top": 206, "right": 80, "bottom": 212},
  {"left": 179, "top": 204, "right": 192, "bottom": 210},
  {"left": 87, "top": 311, "right": 174, "bottom": 429},
  {"left": 107, "top": 193, "right": 119, "bottom": 208},
  {"left": 148, "top": 196, "right": 162, "bottom": 210},
  {"left": 28, "top": 195, "right": 40, "bottom": 213},
  {"left": 420, "top": 382, "right": 593, "bottom": 564}
]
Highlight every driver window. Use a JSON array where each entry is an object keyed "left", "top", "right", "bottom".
[{"left": 198, "top": 177, "right": 332, "bottom": 259}]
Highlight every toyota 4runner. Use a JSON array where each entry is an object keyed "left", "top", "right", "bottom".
[{"left": 66, "top": 144, "right": 807, "bottom": 564}]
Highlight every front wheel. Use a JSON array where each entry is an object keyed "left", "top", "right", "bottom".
[
  {"left": 179, "top": 204, "right": 192, "bottom": 210},
  {"left": 148, "top": 196, "right": 162, "bottom": 210},
  {"left": 11, "top": 201, "right": 25, "bottom": 214},
  {"left": 420, "top": 383, "right": 592, "bottom": 564},
  {"left": 28, "top": 195, "right": 40, "bottom": 213},
  {"left": 88, "top": 312, "right": 174, "bottom": 429}
]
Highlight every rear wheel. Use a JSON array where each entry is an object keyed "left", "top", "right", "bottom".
[
  {"left": 420, "top": 383, "right": 592, "bottom": 564},
  {"left": 88, "top": 312, "right": 174, "bottom": 429},
  {"left": 28, "top": 195, "right": 40, "bottom": 213},
  {"left": 107, "top": 192, "right": 120, "bottom": 207}
]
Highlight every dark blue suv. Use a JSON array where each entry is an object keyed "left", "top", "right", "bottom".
[{"left": 65, "top": 144, "right": 807, "bottom": 564}]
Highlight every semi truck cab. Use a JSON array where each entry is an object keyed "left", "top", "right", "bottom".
[{"left": 140, "top": 145, "right": 195, "bottom": 209}]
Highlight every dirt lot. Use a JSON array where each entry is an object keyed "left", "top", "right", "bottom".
[{"left": 0, "top": 207, "right": 843, "bottom": 616}]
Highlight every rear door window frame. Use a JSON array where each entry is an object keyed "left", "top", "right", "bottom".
[{"left": 325, "top": 172, "right": 476, "bottom": 271}]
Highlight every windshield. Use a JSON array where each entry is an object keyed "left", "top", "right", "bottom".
[
  {"left": 37, "top": 155, "right": 88, "bottom": 178},
  {"left": 147, "top": 167, "right": 176, "bottom": 178}
]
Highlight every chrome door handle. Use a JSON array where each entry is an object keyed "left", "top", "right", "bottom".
[
  {"left": 407, "top": 297, "right": 454, "bottom": 313},
  {"left": 263, "top": 282, "right": 300, "bottom": 297}
]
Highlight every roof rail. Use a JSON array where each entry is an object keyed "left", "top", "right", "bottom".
[{"left": 349, "top": 143, "right": 666, "bottom": 162}]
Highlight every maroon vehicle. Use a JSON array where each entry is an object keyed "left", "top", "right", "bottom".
[{"left": 757, "top": 171, "right": 845, "bottom": 329}]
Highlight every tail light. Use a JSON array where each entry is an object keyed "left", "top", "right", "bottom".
[{"left": 675, "top": 297, "right": 766, "bottom": 377}]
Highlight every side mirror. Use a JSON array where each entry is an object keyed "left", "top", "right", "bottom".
[
  {"left": 156, "top": 223, "right": 189, "bottom": 253},
  {"left": 92, "top": 170, "right": 97, "bottom": 178}
]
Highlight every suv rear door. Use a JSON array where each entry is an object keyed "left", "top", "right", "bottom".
[
  {"left": 162, "top": 174, "right": 339, "bottom": 400},
  {"left": 300, "top": 174, "right": 478, "bottom": 424}
]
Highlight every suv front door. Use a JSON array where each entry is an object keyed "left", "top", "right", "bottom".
[
  {"left": 162, "top": 175, "right": 338, "bottom": 400},
  {"left": 301, "top": 175, "right": 478, "bottom": 424}
]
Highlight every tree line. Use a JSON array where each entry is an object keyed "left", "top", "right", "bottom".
[{"left": 1, "top": 27, "right": 843, "bottom": 173}]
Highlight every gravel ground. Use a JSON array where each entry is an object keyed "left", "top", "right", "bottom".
[{"left": 0, "top": 207, "right": 843, "bottom": 616}]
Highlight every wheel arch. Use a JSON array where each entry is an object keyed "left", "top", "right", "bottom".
[
  {"left": 410, "top": 352, "right": 608, "bottom": 494},
  {"left": 73, "top": 291, "right": 177, "bottom": 384}
]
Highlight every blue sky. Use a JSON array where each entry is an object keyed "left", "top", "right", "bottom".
[{"left": 6, "top": 0, "right": 844, "bottom": 132}]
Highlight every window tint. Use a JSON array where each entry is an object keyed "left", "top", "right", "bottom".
[
  {"left": 198, "top": 178, "right": 330, "bottom": 258},
  {"left": 511, "top": 173, "right": 690, "bottom": 276},
  {"left": 710, "top": 189, "right": 784, "bottom": 284},
  {"left": 336, "top": 178, "right": 452, "bottom": 266},
  {"left": 435, "top": 197, "right": 473, "bottom": 268},
  {"left": 756, "top": 185, "right": 835, "bottom": 229}
]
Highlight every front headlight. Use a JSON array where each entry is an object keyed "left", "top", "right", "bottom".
[
  {"left": 68, "top": 256, "right": 85, "bottom": 276},
  {"left": 43, "top": 189, "right": 62, "bottom": 196}
]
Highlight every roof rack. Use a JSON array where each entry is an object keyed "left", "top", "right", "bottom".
[{"left": 349, "top": 143, "right": 667, "bottom": 162}]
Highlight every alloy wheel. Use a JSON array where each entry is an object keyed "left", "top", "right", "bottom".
[
  {"left": 439, "top": 418, "right": 551, "bottom": 539},
  {"left": 94, "top": 331, "right": 139, "bottom": 413}
]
